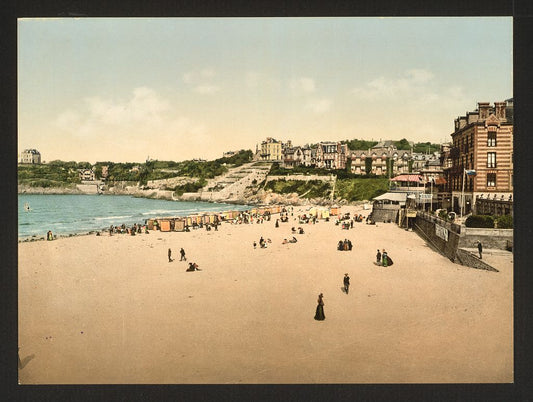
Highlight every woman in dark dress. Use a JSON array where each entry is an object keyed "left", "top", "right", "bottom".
[{"left": 314, "top": 293, "right": 325, "bottom": 320}]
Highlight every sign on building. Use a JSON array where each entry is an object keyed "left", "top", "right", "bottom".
[
  {"left": 406, "top": 209, "right": 417, "bottom": 217},
  {"left": 417, "top": 193, "right": 433, "bottom": 203},
  {"left": 435, "top": 224, "right": 449, "bottom": 241}
]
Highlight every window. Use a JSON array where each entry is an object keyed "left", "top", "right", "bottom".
[
  {"left": 487, "top": 152, "right": 496, "bottom": 168},
  {"left": 488, "top": 131, "right": 497, "bottom": 146},
  {"left": 487, "top": 173, "right": 496, "bottom": 187}
]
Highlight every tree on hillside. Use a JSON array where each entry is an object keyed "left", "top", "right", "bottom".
[
  {"left": 365, "top": 157, "right": 373, "bottom": 175},
  {"left": 342, "top": 139, "right": 378, "bottom": 150},
  {"left": 413, "top": 142, "right": 439, "bottom": 154},
  {"left": 394, "top": 138, "right": 411, "bottom": 150}
]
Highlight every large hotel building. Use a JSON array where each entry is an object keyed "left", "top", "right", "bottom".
[{"left": 445, "top": 100, "right": 513, "bottom": 214}]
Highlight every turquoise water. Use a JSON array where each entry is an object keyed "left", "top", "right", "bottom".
[{"left": 18, "top": 194, "right": 249, "bottom": 239}]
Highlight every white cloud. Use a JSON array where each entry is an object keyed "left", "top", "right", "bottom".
[
  {"left": 54, "top": 87, "right": 205, "bottom": 141},
  {"left": 56, "top": 110, "right": 82, "bottom": 131},
  {"left": 183, "top": 68, "right": 219, "bottom": 95},
  {"left": 194, "top": 84, "right": 221, "bottom": 94},
  {"left": 305, "top": 98, "right": 332, "bottom": 113},
  {"left": 352, "top": 68, "right": 436, "bottom": 100},
  {"left": 290, "top": 77, "right": 316, "bottom": 93}
]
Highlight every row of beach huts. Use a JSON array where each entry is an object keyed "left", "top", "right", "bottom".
[{"left": 145, "top": 205, "right": 342, "bottom": 232}]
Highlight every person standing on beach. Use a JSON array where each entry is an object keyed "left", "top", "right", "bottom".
[
  {"left": 343, "top": 273, "right": 350, "bottom": 294},
  {"left": 314, "top": 293, "right": 325, "bottom": 320},
  {"left": 376, "top": 249, "right": 382, "bottom": 265},
  {"left": 180, "top": 248, "right": 186, "bottom": 261},
  {"left": 477, "top": 241, "right": 483, "bottom": 259},
  {"left": 168, "top": 248, "right": 173, "bottom": 262},
  {"left": 382, "top": 249, "right": 388, "bottom": 267}
]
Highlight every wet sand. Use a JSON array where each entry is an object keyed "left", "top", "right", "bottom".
[{"left": 18, "top": 206, "right": 513, "bottom": 384}]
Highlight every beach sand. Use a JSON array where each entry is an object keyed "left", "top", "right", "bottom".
[{"left": 18, "top": 206, "right": 513, "bottom": 384}]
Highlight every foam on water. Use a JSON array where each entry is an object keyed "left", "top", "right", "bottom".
[{"left": 18, "top": 194, "right": 249, "bottom": 238}]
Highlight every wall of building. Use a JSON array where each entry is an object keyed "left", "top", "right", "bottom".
[
  {"left": 371, "top": 207, "right": 399, "bottom": 223},
  {"left": 413, "top": 213, "right": 461, "bottom": 262},
  {"left": 413, "top": 213, "right": 510, "bottom": 271},
  {"left": 458, "top": 227, "right": 513, "bottom": 250},
  {"left": 475, "top": 198, "right": 513, "bottom": 216}
]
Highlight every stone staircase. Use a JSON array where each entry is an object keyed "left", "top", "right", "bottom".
[{"left": 180, "top": 162, "right": 272, "bottom": 202}]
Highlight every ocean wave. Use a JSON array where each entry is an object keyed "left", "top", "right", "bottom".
[
  {"left": 94, "top": 215, "right": 133, "bottom": 221},
  {"left": 141, "top": 210, "right": 182, "bottom": 216}
]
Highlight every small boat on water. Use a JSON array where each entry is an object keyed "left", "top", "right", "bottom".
[{"left": 24, "top": 202, "right": 31, "bottom": 211}]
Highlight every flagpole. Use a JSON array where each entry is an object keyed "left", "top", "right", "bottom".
[
  {"left": 461, "top": 168, "right": 466, "bottom": 218},
  {"left": 430, "top": 177, "right": 433, "bottom": 212}
]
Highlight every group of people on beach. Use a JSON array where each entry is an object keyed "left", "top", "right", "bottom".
[
  {"left": 254, "top": 236, "right": 272, "bottom": 249},
  {"left": 282, "top": 237, "right": 298, "bottom": 244},
  {"left": 109, "top": 223, "right": 147, "bottom": 236},
  {"left": 314, "top": 272, "right": 350, "bottom": 321},
  {"left": 337, "top": 239, "right": 353, "bottom": 251},
  {"left": 168, "top": 247, "right": 202, "bottom": 271},
  {"left": 376, "top": 249, "right": 393, "bottom": 267}
]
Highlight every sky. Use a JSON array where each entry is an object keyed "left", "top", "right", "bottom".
[{"left": 18, "top": 17, "right": 512, "bottom": 164}]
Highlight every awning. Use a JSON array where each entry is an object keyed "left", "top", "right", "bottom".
[
  {"left": 372, "top": 192, "right": 408, "bottom": 202},
  {"left": 391, "top": 174, "right": 423, "bottom": 182}
]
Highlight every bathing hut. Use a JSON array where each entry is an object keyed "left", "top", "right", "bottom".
[
  {"left": 159, "top": 219, "right": 171, "bottom": 232},
  {"left": 174, "top": 219, "right": 185, "bottom": 232}
]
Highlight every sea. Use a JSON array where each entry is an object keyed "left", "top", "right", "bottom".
[{"left": 18, "top": 194, "right": 250, "bottom": 239}]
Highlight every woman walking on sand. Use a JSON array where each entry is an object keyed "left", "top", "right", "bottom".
[{"left": 314, "top": 293, "right": 325, "bottom": 321}]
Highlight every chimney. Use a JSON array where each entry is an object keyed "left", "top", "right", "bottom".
[
  {"left": 478, "top": 102, "right": 491, "bottom": 120},
  {"left": 494, "top": 101, "right": 506, "bottom": 120}
]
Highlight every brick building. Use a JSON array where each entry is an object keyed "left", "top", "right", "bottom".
[{"left": 444, "top": 100, "right": 513, "bottom": 215}]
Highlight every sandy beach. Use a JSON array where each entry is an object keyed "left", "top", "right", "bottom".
[{"left": 17, "top": 205, "right": 513, "bottom": 384}]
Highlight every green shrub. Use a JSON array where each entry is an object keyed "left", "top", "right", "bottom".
[
  {"left": 173, "top": 179, "right": 207, "bottom": 196},
  {"left": 438, "top": 209, "right": 449, "bottom": 220},
  {"left": 465, "top": 215, "right": 495, "bottom": 228},
  {"left": 496, "top": 215, "right": 513, "bottom": 229}
]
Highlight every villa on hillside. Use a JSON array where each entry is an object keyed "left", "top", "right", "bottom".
[
  {"left": 349, "top": 142, "right": 411, "bottom": 176},
  {"left": 19, "top": 149, "right": 41, "bottom": 164},
  {"left": 282, "top": 144, "right": 314, "bottom": 168},
  {"left": 78, "top": 168, "right": 95, "bottom": 181},
  {"left": 315, "top": 141, "right": 348, "bottom": 169},
  {"left": 260, "top": 137, "right": 284, "bottom": 162}
]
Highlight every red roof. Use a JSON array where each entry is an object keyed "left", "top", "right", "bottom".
[{"left": 391, "top": 174, "right": 423, "bottom": 182}]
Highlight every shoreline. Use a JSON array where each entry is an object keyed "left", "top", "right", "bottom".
[{"left": 18, "top": 185, "right": 368, "bottom": 208}]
